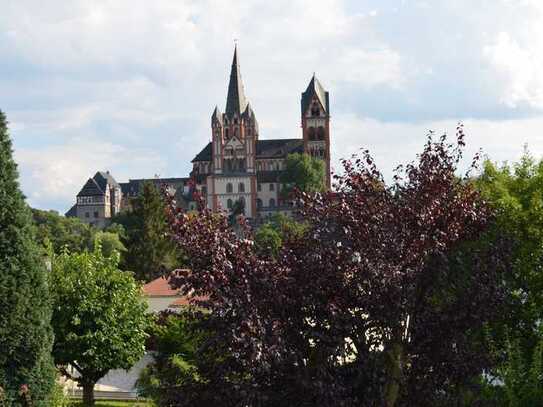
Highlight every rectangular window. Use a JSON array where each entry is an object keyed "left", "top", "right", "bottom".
[
  {"left": 269, "top": 183, "right": 274, "bottom": 191},
  {"left": 94, "top": 211, "right": 99, "bottom": 218},
  {"left": 85, "top": 212, "right": 90, "bottom": 218},
  {"left": 257, "top": 183, "right": 262, "bottom": 192}
]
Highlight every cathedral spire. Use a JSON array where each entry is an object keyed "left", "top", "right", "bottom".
[{"left": 225, "top": 45, "right": 248, "bottom": 117}]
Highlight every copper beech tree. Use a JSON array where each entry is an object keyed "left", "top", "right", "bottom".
[{"left": 164, "top": 129, "right": 509, "bottom": 407}]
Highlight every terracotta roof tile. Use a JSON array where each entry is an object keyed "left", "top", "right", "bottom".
[
  {"left": 170, "top": 294, "right": 209, "bottom": 308},
  {"left": 142, "top": 275, "right": 183, "bottom": 296}
]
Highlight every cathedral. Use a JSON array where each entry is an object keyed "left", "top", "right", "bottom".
[{"left": 67, "top": 47, "right": 331, "bottom": 226}]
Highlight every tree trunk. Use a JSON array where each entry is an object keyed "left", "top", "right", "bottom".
[
  {"left": 81, "top": 380, "right": 95, "bottom": 407},
  {"left": 383, "top": 341, "right": 403, "bottom": 407}
]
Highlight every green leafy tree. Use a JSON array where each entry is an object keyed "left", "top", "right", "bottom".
[
  {"left": 32, "top": 208, "right": 95, "bottom": 253},
  {"left": 33, "top": 209, "right": 125, "bottom": 260},
  {"left": 254, "top": 223, "right": 282, "bottom": 257},
  {"left": 0, "top": 110, "right": 56, "bottom": 405},
  {"left": 475, "top": 151, "right": 543, "bottom": 405},
  {"left": 279, "top": 153, "right": 325, "bottom": 198},
  {"left": 50, "top": 247, "right": 149, "bottom": 407},
  {"left": 254, "top": 213, "right": 308, "bottom": 258},
  {"left": 91, "top": 231, "right": 126, "bottom": 258},
  {"left": 137, "top": 311, "right": 221, "bottom": 406},
  {"left": 114, "top": 182, "right": 179, "bottom": 281}
]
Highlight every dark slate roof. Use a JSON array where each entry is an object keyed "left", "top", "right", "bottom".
[
  {"left": 94, "top": 171, "right": 120, "bottom": 191},
  {"left": 257, "top": 170, "right": 282, "bottom": 183},
  {"left": 301, "top": 75, "right": 329, "bottom": 116},
  {"left": 65, "top": 204, "right": 77, "bottom": 217},
  {"left": 192, "top": 174, "right": 207, "bottom": 184},
  {"left": 77, "top": 177, "right": 104, "bottom": 197},
  {"left": 211, "top": 106, "right": 223, "bottom": 125},
  {"left": 256, "top": 139, "right": 304, "bottom": 158},
  {"left": 192, "top": 142, "right": 212, "bottom": 162},
  {"left": 191, "top": 139, "right": 303, "bottom": 162},
  {"left": 120, "top": 177, "right": 190, "bottom": 196},
  {"left": 225, "top": 46, "right": 248, "bottom": 117}
]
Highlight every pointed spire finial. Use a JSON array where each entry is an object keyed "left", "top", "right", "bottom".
[{"left": 225, "top": 45, "right": 247, "bottom": 117}]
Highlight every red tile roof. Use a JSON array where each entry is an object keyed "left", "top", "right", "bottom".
[
  {"left": 169, "top": 294, "right": 208, "bottom": 308},
  {"left": 142, "top": 275, "right": 182, "bottom": 297}
]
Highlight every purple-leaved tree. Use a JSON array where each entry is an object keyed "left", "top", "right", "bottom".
[{"left": 164, "top": 129, "right": 509, "bottom": 407}]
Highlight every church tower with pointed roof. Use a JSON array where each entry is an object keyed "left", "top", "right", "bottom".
[
  {"left": 301, "top": 74, "right": 331, "bottom": 189},
  {"left": 208, "top": 46, "right": 259, "bottom": 217},
  {"left": 70, "top": 49, "right": 332, "bottom": 226}
]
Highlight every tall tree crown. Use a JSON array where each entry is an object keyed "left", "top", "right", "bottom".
[{"left": 0, "top": 110, "right": 55, "bottom": 405}]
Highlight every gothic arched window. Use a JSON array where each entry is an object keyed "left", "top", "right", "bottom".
[
  {"left": 269, "top": 198, "right": 276, "bottom": 207},
  {"left": 311, "top": 104, "right": 320, "bottom": 117},
  {"left": 226, "top": 183, "right": 233, "bottom": 193},
  {"left": 308, "top": 127, "right": 316, "bottom": 141},
  {"left": 256, "top": 198, "right": 263, "bottom": 208},
  {"left": 225, "top": 128, "right": 229, "bottom": 139},
  {"left": 227, "top": 199, "right": 233, "bottom": 209},
  {"left": 238, "top": 182, "right": 245, "bottom": 193},
  {"left": 317, "top": 127, "right": 325, "bottom": 140}
]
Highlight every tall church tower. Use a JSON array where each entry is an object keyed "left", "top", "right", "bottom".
[
  {"left": 301, "top": 75, "right": 331, "bottom": 189},
  {"left": 209, "top": 47, "right": 259, "bottom": 217}
]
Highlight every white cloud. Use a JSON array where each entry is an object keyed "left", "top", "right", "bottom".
[
  {"left": 332, "top": 114, "right": 543, "bottom": 180},
  {"left": 2, "top": 0, "right": 543, "bottom": 211},
  {"left": 14, "top": 141, "right": 165, "bottom": 210},
  {"left": 484, "top": 30, "right": 543, "bottom": 109}
]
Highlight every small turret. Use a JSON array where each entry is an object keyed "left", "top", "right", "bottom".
[{"left": 211, "top": 106, "right": 223, "bottom": 127}]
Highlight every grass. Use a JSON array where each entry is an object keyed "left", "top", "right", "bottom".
[{"left": 69, "top": 400, "right": 153, "bottom": 407}]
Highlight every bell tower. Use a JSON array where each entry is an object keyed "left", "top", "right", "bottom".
[{"left": 301, "top": 75, "right": 331, "bottom": 189}]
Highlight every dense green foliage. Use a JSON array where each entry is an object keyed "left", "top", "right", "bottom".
[
  {"left": 0, "top": 110, "right": 56, "bottom": 405},
  {"left": 475, "top": 152, "right": 543, "bottom": 405},
  {"left": 90, "top": 231, "right": 126, "bottom": 258},
  {"left": 32, "top": 208, "right": 95, "bottom": 253},
  {"left": 137, "top": 311, "right": 220, "bottom": 407},
  {"left": 32, "top": 209, "right": 125, "bottom": 258},
  {"left": 279, "top": 152, "right": 325, "bottom": 197},
  {"left": 254, "top": 213, "right": 308, "bottom": 257},
  {"left": 254, "top": 223, "right": 282, "bottom": 257},
  {"left": 68, "top": 402, "right": 152, "bottom": 407},
  {"left": 112, "top": 182, "right": 179, "bottom": 282},
  {"left": 50, "top": 247, "right": 149, "bottom": 406}
]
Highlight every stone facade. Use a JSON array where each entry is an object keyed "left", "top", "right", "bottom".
[
  {"left": 67, "top": 48, "right": 331, "bottom": 226},
  {"left": 191, "top": 47, "right": 331, "bottom": 222},
  {"left": 66, "top": 171, "right": 122, "bottom": 228}
]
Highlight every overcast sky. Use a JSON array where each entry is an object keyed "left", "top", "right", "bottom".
[{"left": 2, "top": 0, "right": 543, "bottom": 212}]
